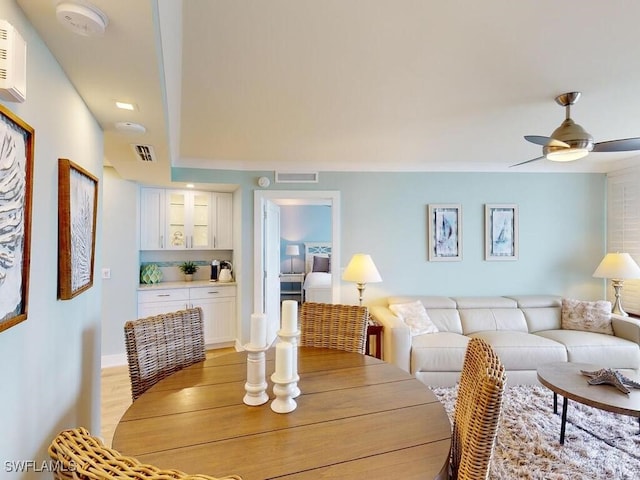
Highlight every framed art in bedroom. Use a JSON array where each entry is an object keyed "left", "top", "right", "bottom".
[
  {"left": 485, "top": 204, "right": 518, "bottom": 261},
  {"left": 427, "top": 204, "right": 462, "bottom": 261},
  {"left": 58, "top": 159, "right": 99, "bottom": 300},
  {"left": 0, "top": 104, "right": 35, "bottom": 333}
]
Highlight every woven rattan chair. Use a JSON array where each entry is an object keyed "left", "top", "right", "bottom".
[
  {"left": 48, "top": 427, "right": 241, "bottom": 480},
  {"left": 299, "top": 302, "right": 368, "bottom": 354},
  {"left": 124, "top": 307, "right": 206, "bottom": 401},
  {"left": 449, "top": 338, "right": 506, "bottom": 480}
]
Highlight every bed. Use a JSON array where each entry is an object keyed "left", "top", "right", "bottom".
[{"left": 302, "top": 242, "right": 332, "bottom": 303}]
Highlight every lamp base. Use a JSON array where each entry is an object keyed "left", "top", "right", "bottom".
[{"left": 611, "top": 279, "right": 628, "bottom": 317}]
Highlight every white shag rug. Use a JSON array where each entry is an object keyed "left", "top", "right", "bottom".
[{"left": 431, "top": 384, "right": 640, "bottom": 479}]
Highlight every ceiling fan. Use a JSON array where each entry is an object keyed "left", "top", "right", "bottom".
[{"left": 511, "top": 91, "right": 640, "bottom": 167}]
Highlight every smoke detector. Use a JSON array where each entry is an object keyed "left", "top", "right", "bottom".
[
  {"left": 115, "top": 122, "right": 146, "bottom": 134},
  {"left": 56, "top": 1, "right": 108, "bottom": 37}
]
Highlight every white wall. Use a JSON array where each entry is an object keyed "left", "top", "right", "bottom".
[
  {"left": 101, "top": 167, "right": 138, "bottom": 365},
  {"left": 0, "top": 3, "right": 103, "bottom": 477}
]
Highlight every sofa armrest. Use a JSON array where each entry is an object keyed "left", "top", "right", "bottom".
[
  {"left": 370, "top": 306, "right": 411, "bottom": 372},
  {"left": 612, "top": 314, "right": 640, "bottom": 344}
]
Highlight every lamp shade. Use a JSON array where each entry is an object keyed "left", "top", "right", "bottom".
[
  {"left": 593, "top": 253, "right": 640, "bottom": 279},
  {"left": 342, "top": 254, "right": 382, "bottom": 283},
  {"left": 285, "top": 245, "right": 300, "bottom": 256}
]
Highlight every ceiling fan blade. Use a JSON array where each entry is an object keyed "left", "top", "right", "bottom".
[
  {"left": 524, "top": 136, "right": 570, "bottom": 148},
  {"left": 510, "top": 155, "right": 545, "bottom": 167},
  {"left": 592, "top": 137, "right": 640, "bottom": 152}
]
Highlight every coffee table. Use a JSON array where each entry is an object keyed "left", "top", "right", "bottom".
[{"left": 537, "top": 362, "right": 640, "bottom": 445}]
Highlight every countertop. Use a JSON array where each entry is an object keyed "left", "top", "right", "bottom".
[{"left": 138, "top": 281, "right": 237, "bottom": 290}]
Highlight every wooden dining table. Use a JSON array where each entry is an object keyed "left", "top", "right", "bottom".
[{"left": 112, "top": 347, "right": 452, "bottom": 480}]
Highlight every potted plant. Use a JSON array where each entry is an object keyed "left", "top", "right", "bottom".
[{"left": 179, "top": 261, "right": 198, "bottom": 281}]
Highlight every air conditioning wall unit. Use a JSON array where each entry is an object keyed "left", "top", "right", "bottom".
[{"left": 0, "top": 20, "right": 26, "bottom": 103}]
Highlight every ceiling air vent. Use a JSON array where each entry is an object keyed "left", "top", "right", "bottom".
[
  {"left": 131, "top": 144, "right": 157, "bottom": 163},
  {"left": 275, "top": 171, "right": 319, "bottom": 183}
]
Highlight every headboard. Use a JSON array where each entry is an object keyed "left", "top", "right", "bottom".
[{"left": 304, "top": 242, "right": 332, "bottom": 274}]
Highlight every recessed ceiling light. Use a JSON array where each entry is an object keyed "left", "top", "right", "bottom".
[
  {"left": 115, "top": 101, "right": 137, "bottom": 111},
  {"left": 186, "top": 183, "right": 195, "bottom": 189}
]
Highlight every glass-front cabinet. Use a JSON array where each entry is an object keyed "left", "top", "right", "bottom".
[
  {"left": 139, "top": 187, "right": 233, "bottom": 250},
  {"left": 166, "top": 190, "right": 212, "bottom": 249}
]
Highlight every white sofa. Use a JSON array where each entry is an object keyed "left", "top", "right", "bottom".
[{"left": 370, "top": 295, "right": 640, "bottom": 386}]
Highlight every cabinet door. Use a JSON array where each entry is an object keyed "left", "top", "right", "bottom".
[
  {"left": 166, "top": 190, "right": 213, "bottom": 249},
  {"left": 191, "top": 191, "right": 213, "bottom": 249},
  {"left": 213, "top": 192, "right": 233, "bottom": 249},
  {"left": 190, "top": 287, "right": 236, "bottom": 345},
  {"left": 139, "top": 188, "right": 165, "bottom": 250},
  {"left": 138, "top": 289, "right": 190, "bottom": 317}
]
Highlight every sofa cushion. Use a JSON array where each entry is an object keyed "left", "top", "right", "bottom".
[
  {"left": 458, "top": 308, "right": 528, "bottom": 335},
  {"left": 389, "top": 301, "right": 438, "bottom": 336},
  {"left": 453, "top": 296, "right": 517, "bottom": 308},
  {"left": 388, "top": 295, "right": 457, "bottom": 309},
  {"left": 561, "top": 298, "right": 613, "bottom": 335},
  {"left": 469, "top": 331, "right": 567, "bottom": 370},
  {"left": 411, "top": 332, "right": 470, "bottom": 373},
  {"left": 424, "top": 309, "right": 463, "bottom": 334},
  {"left": 536, "top": 329, "right": 640, "bottom": 369},
  {"left": 522, "top": 307, "right": 562, "bottom": 333},
  {"left": 506, "top": 295, "right": 562, "bottom": 308}
]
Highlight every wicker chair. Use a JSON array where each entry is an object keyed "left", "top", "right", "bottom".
[
  {"left": 124, "top": 307, "right": 206, "bottom": 401},
  {"left": 449, "top": 338, "right": 506, "bottom": 480},
  {"left": 299, "top": 302, "right": 369, "bottom": 354},
  {"left": 48, "top": 427, "right": 241, "bottom": 480}
]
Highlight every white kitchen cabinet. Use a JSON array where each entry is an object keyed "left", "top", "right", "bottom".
[
  {"left": 189, "top": 285, "right": 237, "bottom": 345},
  {"left": 166, "top": 190, "right": 213, "bottom": 249},
  {"left": 137, "top": 288, "right": 190, "bottom": 318},
  {"left": 139, "top": 188, "right": 166, "bottom": 250},
  {"left": 137, "top": 284, "right": 237, "bottom": 347},
  {"left": 213, "top": 192, "right": 233, "bottom": 249}
]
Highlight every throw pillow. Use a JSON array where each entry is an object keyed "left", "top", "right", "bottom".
[
  {"left": 561, "top": 298, "right": 613, "bottom": 335},
  {"left": 312, "top": 255, "right": 330, "bottom": 272},
  {"left": 389, "top": 300, "right": 439, "bottom": 336}
]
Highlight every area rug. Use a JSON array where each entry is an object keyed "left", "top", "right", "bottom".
[{"left": 431, "top": 384, "right": 640, "bottom": 479}]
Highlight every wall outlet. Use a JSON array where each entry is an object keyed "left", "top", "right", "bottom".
[{"left": 101, "top": 268, "right": 111, "bottom": 279}]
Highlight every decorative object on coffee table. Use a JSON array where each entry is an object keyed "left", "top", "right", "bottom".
[{"left": 581, "top": 368, "right": 640, "bottom": 395}]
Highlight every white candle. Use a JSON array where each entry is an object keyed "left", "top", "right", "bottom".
[
  {"left": 250, "top": 313, "right": 267, "bottom": 348},
  {"left": 275, "top": 342, "right": 293, "bottom": 380},
  {"left": 281, "top": 300, "right": 298, "bottom": 333}
]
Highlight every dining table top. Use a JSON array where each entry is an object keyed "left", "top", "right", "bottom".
[{"left": 112, "top": 347, "right": 452, "bottom": 480}]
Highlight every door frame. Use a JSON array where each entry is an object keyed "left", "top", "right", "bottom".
[{"left": 253, "top": 190, "right": 341, "bottom": 316}]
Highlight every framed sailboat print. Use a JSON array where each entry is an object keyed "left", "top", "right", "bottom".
[
  {"left": 485, "top": 204, "right": 518, "bottom": 261},
  {"left": 428, "top": 204, "right": 462, "bottom": 261}
]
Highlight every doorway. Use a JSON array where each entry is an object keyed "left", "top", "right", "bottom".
[{"left": 254, "top": 190, "right": 341, "bottom": 344}]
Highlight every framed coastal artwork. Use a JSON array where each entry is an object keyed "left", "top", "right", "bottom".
[
  {"left": 428, "top": 204, "right": 462, "bottom": 261},
  {"left": 485, "top": 204, "right": 518, "bottom": 261},
  {"left": 58, "top": 159, "right": 99, "bottom": 300},
  {"left": 0, "top": 105, "right": 35, "bottom": 333}
]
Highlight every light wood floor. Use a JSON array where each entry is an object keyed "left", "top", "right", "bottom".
[{"left": 100, "top": 347, "right": 236, "bottom": 447}]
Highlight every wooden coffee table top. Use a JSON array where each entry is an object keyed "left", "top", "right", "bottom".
[
  {"left": 113, "top": 347, "right": 451, "bottom": 480},
  {"left": 537, "top": 362, "right": 640, "bottom": 417}
]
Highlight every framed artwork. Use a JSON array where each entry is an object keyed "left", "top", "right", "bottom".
[
  {"left": 485, "top": 204, "right": 518, "bottom": 261},
  {"left": 428, "top": 204, "right": 462, "bottom": 261},
  {"left": 0, "top": 105, "right": 34, "bottom": 333},
  {"left": 58, "top": 159, "right": 99, "bottom": 300}
]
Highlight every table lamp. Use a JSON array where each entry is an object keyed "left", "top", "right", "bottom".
[
  {"left": 285, "top": 244, "right": 300, "bottom": 273},
  {"left": 593, "top": 252, "right": 640, "bottom": 316},
  {"left": 342, "top": 253, "right": 382, "bottom": 306}
]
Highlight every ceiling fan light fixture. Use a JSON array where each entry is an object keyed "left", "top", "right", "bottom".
[{"left": 545, "top": 148, "right": 589, "bottom": 162}]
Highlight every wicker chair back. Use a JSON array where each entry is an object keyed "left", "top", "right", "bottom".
[
  {"left": 299, "top": 302, "right": 368, "bottom": 354},
  {"left": 449, "top": 338, "right": 506, "bottom": 480},
  {"left": 124, "top": 307, "right": 206, "bottom": 401}
]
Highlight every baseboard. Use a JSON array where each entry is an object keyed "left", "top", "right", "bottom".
[{"left": 101, "top": 353, "right": 127, "bottom": 368}]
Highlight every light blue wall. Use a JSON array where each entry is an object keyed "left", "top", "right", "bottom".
[
  {"left": 172, "top": 168, "right": 606, "bottom": 342},
  {"left": 280, "top": 205, "right": 331, "bottom": 273},
  {"left": 0, "top": 2, "right": 103, "bottom": 476}
]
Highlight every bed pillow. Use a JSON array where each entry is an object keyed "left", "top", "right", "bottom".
[
  {"left": 561, "top": 298, "right": 613, "bottom": 335},
  {"left": 389, "top": 300, "right": 439, "bottom": 336},
  {"left": 312, "top": 255, "right": 331, "bottom": 272}
]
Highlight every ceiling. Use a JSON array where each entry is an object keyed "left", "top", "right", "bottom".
[{"left": 16, "top": 0, "right": 640, "bottom": 186}]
